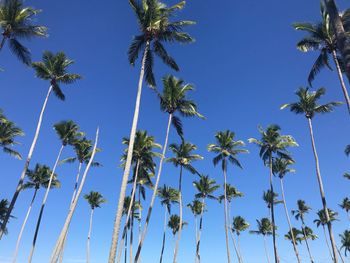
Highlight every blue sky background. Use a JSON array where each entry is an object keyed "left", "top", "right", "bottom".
[{"left": 0, "top": 0, "right": 350, "bottom": 262}]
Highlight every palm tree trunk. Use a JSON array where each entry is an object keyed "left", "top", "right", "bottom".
[
  {"left": 301, "top": 220, "right": 314, "bottom": 263},
  {"left": 229, "top": 228, "right": 241, "bottom": 263},
  {"left": 138, "top": 187, "right": 142, "bottom": 245},
  {"left": 28, "top": 144, "right": 64, "bottom": 263},
  {"left": 50, "top": 128, "right": 99, "bottom": 263},
  {"left": 0, "top": 85, "right": 53, "bottom": 239},
  {"left": 87, "top": 208, "right": 94, "bottom": 263},
  {"left": 223, "top": 167, "right": 231, "bottom": 263},
  {"left": 134, "top": 113, "right": 173, "bottom": 263},
  {"left": 108, "top": 41, "right": 150, "bottom": 263},
  {"left": 117, "top": 223, "right": 128, "bottom": 263},
  {"left": 194, "top": 216, "right": 198, "bottom": 263},
  {"left": 279, "top": 178, "right": 301, "bottom": 263},
  {"left": 237, "top": 235, "right": 244, "bottom": 263},
  {"left": 263, "top": 236, "right": 271, "bottom": 263},
  {"left": 269, "top": 155, "right": 279, "bottom": 263},
  {"left": 323, "top": 225, "right": 334, "bottom": 261},
  {"left": 195, "top": 199, "right": 205, "bottom": 263},
  {"left": 124, "top": 230, "right": 128, "bottom": 263},
  {"left": 12, "top": 188, "right": 38, "bottom": 262},
  {"left": 307, "top": 118, "right": 338, "bottom": 262},
  {"left": 130, "top": 211, "right": 134, "bottom": 263},
  {"left": 331, "top": 50, "right": 350, "bottom": 114},
  {"left": 337, "top": 246, "right": 345, "bottom": 263},
  {"left": 159, "top": 208, "right": 167, "bottom": 263},
  {"left": 173, "top": 166, "right": 183, "bottom": 263}
]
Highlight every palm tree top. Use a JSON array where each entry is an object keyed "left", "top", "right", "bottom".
[
  {"left": 54, "top": 120, "right": 83, "bottom": 146},
  {"left": 187, "top": 199, "right": 205, "bottom": 216},
  {"left": 157, "top": 185, "right": 179, "bottom": 214},
  {"left": 263, "top": 190, "right": 282, "bottom": 209},
  {"left": 285, "top": 228, "right": 303, "bottom": 244},
  {"left": 193, "top": 175, "right": 219, "bottom": 200},
  {"left": 219, "top": 184, "right": 243, "bottom": 203},
  {"left": 314, "top": 208, "right": 338, "bottom": 227},
  {"left": 272, "top": 157, "right": 296, "bottom": 179},
  {"left": 168, "top": 214, "right": 187, "bottom": 236},
  {"left": 292, "top": 199, "right": 312, "bottom": 221},
  {"left": 84, "top": 191, "right": 106, "bottom": 210},
  {"left": 301, "top": 226, "right": 318, "bottom": 241},
  {"left": 340, "top": 230, "right": 350, "bottom": 256},
  {"left": 249, "top": 218, "right": 273, "bottom": 236},
  {"left": 0, "top": 199, "right": 14, "bottom": 235},
  {"left": 339, "top": 197, "right": 350, "bottom": 213},
  {"left": 232, "top": 216, "right": 249, "bottom": 235},
  {"left": 24, "top": 163, "right": 60, "bottom": 190}
]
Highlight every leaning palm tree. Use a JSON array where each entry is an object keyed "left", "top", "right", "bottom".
[
  {"left": 249, "top": 125, "right": 297, "bottom": 263},
  {"left": 282, "top": 87, "right": 341, "bottom": 262},
  {"left": 168, "top": 141, "right": 203, "bottom": 263},
  {"left": 231, "top": 216, "right": 249, "bottom": 263},
  {"left": 272, "top": 157, "right": 301, "bottom": 262},
  {"left": 193, "top": 175, "right": 219, "bottom": 262},
  {"left": 249, "top": 218, "right": 273, "bottom": 263},
  {"left": 339, "top": 198, "right": 350, "bottom": 221},
  {"left": 134, "top": 75, "right": 203, "bottom": 263},
  {"left": 0, "top": 0, "right": 47, "bottom": 64},
  {"left": 108, "top": 0, "right": 195, "bottom": 259},
  {"left": 84, "top": 191, "right": 106, "bottom": 263},
  {"left": 0, "top": 51, "right": 81, "bottom": 238},
  {"left": 292, "top": 200, "right": 315, "bottom": 262},
  {"left": 12, "top": 164, "right": 60, "bottom": 262},
  {"left": 158, "top": 185, "right": 179, "bottom": 263},
  {"left": 208, "top": 130, "right": 248, "bottom": 263},
  {"left": 293, "top": 3, "right": 350, "bottom": 113},
  {"left": 340, "top": 230, "right": 350, "bottom": 257}
]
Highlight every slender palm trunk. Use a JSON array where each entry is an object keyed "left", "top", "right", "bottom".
[
  {"left": 173, "top": 166, "right": 183, "bottom": 263},
  {"left": 0, "top": 85, "right": 53, "bottom": 239},
  {"left": 195, "top": 199, "right": 205, "bottom": 263},
  {"left": 159, "top": 208, "right": 167, "bottom": 263},
  {"left": 229, "top": 229, "right": 241, "bottom": 263},
  {"left": 50, "top": 128, "right": 99, "bottom": 263},
  {"left": 12, "top": 189, "right": 38, "bottom": 262},
  {"left": 331, "top": 50, "right": 350, "bottom": 114},
  {"left": 108, "top": 41, "right": 150, "bottom": 263},
  {"left": 337, "top": 246, "right": 345, "bottom": 263},
  {"left": 307, "top": 118, "right": 338, "bottom": 262},
  {"left": 117, "top": 222, "right": 128, "bottom": 263},
  {"left": 237, "top": 235, "right": 243, "bottom": 263},
  {"left": 301, "top": 219, "right": 314, "bottom": 263},
  {"left": 124, "top": 230, "right": 128, "bottom": 263},
  {"left": 28, "top": 144, "right": 64, "bottom": 262},
  {"left": 134, "top": 113, "right": 173, "bottom": 263},
  {"left": 269, "top": 155, "right": 279, "bottom": 263},
  {"left": 87, "top": 209, "right": 94, "bottom": 263},
  {"left": 323, "top": 225, "right": 334, "bottom": 261},
  {"left": 263, "top": 236, "right": 271, "bottom": 263},
  {"left": 279, "top": 178, "right": 300, "bottom": 262},
  {"left": 194, "top": 216, "right": 198, "bottom": 263},
  {"left": 138, "top": 187, "right": 142, "bottom": 245},
  {"left": 130, "top": 212, "right": 134, "bottom": 263},
  {"left": 223, "top": 167, "right": 231, "bottom": 263}
]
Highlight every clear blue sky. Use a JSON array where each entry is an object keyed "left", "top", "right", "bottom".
[{"left": 0, "top": 0, "right": 349, "bottom": 262}]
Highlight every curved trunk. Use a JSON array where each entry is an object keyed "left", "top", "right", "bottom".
[
  {"left": 223, "top": 167, "right": 231, "bottom": 263},
  {"left": 134, "top": 113, "right": 173, "bottom": 263},
  {"left": 269, "top": 155, "right": 279, "bottom": 263},
  {"left": 108, "top": 41, "right": 150, "bottom": 263},
  {"left": 173, "top": 166, "right": 183, "bottom": 263},
  {"left": 159, "top": 208, "right": 167, "bottom": 263},
  {"left": 195, "top": 199, "right": 205, "bottom": 263},
  {"left": 301, "top": 219, "right": 314, "bottom": 263},
  {"left": 28, "top": 144, "right": 65, "bottom": 262},
  {"left": 279, "top": 178, "right": 301, "bottom": 263},
  {"left": 87, "top": 209, "right": 94, "bottom": 263},
  {"left": 263, "top": 236, "right": 271, "bottom": 263},
  {"left": 307, "top": 118, "right": 338, "bottom": 262},
  {"left": 12, "top": 188, "right": 38, "bottom": 262},
  {"left": 50, "top": 128, "right": 99, "bottom": 262},
  {"left": 0, "top": 85, "right": 53, "bottom": 239}
]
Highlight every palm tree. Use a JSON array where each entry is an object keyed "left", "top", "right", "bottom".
[
  {"left": 0, "top": 109, "right": 24, "bottom": 159},
  {"left": 134, "top": 75, "right": 203, "bottom": 263},
  {"left": 193, "top": 175, "right": 219, "bottom": 262},
  {"left": 340, "top": 230, "right": 350, "bottom": 257},
  {"left": 292, "top": 200, "right": 315, "bottom": 262},
  {"left": 168, "top": 214, "right": 187, "bottom": 258},
  {"left": 158, "top": 185, "right": 179, "bottom": 263},
  {"left": 12, "top": 164, "right": 60, "bottom": 262},
  {"left": 249, "top": 125, "right": 297, "bottom": 263},
  {"left": 231, "top": 216, "right": 249, "bottom": 262},
  {"left": 0, "top": 51, "right": 81, "bottom": 238},
  {"left": 339, "top": 198, "right": 350, "bottom": 221},
  {"left": 300, "top": 226, "right": 318, "bottom": 254},
  {"left": 250, "top": 218, "right": 273, "bottom": 263},
  {"left": 168, "top": 141, "right": 203, "bottom": 262},
  {"left": 285, "top": 228, "right": 303, "bottom": 246},
  {"left": 272, "top": 157, "right": 301, "bottom": 262},
  {"left": 108, "top": 0, "right": 195, "bottom": 259},
  {"left": 293, "top": 3, "right": 350, "bottom": 113},
  {"left": 0, "top": 199, "right": 15, "bottom": 235},
  {"left": 262, "top": 190, "right": 283, "bottom": 213},
  {"left": 84, "top": 191, "right": 106, "bottom": 263},
  {"left": 208, "top": 130, "right": 248, "bottom": 263},
  {"left": 344, "top": 173, "right": 350, "bottom": 180},
  {"left": 187, "top": 199, "right": 204, "bottom": 263},
  {"left": 282, "top": 87, "right": 341, "bottom": 262},
  {"left": 0, "top": 0, "right": 47, "bottom": 64}
]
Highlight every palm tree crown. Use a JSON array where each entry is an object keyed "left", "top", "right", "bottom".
[
  {"left": 193, "top": 175, "right": 219, "bottom": 200},
  {"left": 249, "top": 218, "right": 273, "bottom": 236},
  {"left": 157, "top": 185, "right": 179, "bottom": 214},
  {"left": 84, "top": 191, "right": 106, "bottom": 210},
  {"left": 24, "top": 163, "right": 60, "bottom": 190},
  {"left": 292, "top": 200, "right": 312, "bottom": 222},
  {"left": 339, "top": 197, "right": 350, "bottom": 213},
  {"left": 54, "top": 120, "right": 83, "bottom": 146},
  {"left": 187, "top": 200, "right": 205, "bottom": 217},
  {"left": 263, "top": 190, "right": 282, "bottom": 209},
  {"left": 168, "top": 214, "right": 187, "bottom": 236},
  {"left": 232, "top": 216, "right": 249, "bottom": 236},
  {"left": 272, "top": 157, "right": 296, "bottom": 179},
  {"left": 314, "top": 208, "right": 338, "bottom": 227},
  {"left": 340, "top": 230, "right": 350, "bottom": 256},
  {"left": 219, "top": 184, "right": 243, "bottom": 203},
  {"left": 285, "top": 228, "right": 303, "bottom": 244},
  {"left": 301, "top": 226, "right": 318, "bottom": 241}
]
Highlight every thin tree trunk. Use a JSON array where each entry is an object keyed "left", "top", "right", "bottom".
[
  {"left": 195, "top": 199, "right": 205, "bottom": 263},
  {"left": 337, "top": 245, "right": 345, "bottom": 263},
  {"left": 50, "top": 128, "right": 99, "bottom": 262},
  {"left": 138, "top": 187, "right": 142, "bottom": 245},
  {"left": 307, "top": 118, "right": 338, "bottom": 262},
  {"left": 130, "top": 211, "right": 134, "bottom": 263},
  {"left": 0, "top": 85, "right": 53, "bottom": 239},
  {"left": 28, "top": 144, "right": 64, "bottom": 263},
  {"left": 229, "top": 229, "right": 241, "bottom": 263},
  {"left": 223, "top": 167, "right": 231, "bottom": 263},
  {"left": 301, "top": 219, "right": 314, "bottom": 263},
  {"left": 269, "top": 155, "right": 279, "bottom": 263},
  {"left": 12, "top": 189, "right": 38, "bottom": 262},
  {"left": 323, "top": 225, "right": 334, "bottom": 261},
  {"left": 125, "top": 230, "right": 128, "bottom": 263},
  {"left": 117, "top": 223, "right": 128, "bottom": 263},
  {"left": 108, "top": 41, "right": 150, "bottom": 263},
  {"left": 134, "top": 113, "right": 173, "bottom": 263},
  {"left": 263, "top": 236, "right": 271, "bottom": 263},
  {"left": 331, "top": 50, "right": 350, "bottom": 114},
  {"left": 279, "top": 178, "right": 301, "bottom": 263},
  {"left": 237, "top": 235, "right": 243, "bottom": 263},
  {"left": 173, "top": 166, "right": 183, "bottom": 263},
  {"left": 194, "top": 216, "right": 198, "bottom": 263},
  {"left": 159, "top": 208, "right": 167, "bottom": 263},
  {"left": 87, "top": 209, "right": 94, "bottom": 263}
]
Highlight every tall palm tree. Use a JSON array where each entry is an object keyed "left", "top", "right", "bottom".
[
  {"left": 282, "top": 87, "right": 341, "bottom": 262},
  {"left": 0, "top": 0, "right": 47, "bottom": 64},
  {"left": 0, "top": 51, "right": 81, "bottom": 238},
  {"left": 208, "top": 130, "right": 248, "bottom": 263},
  {"left": 0, "top": 199, "right": 14, "bottom": 235},
  {"left": 193, "top": 175, "right": 219, "bottom": 263},
  {"left": 272, "top": 157, "right": 301, "bottom": 262},
  {"left": 293, "top": 3, "right": 350, "bottom": 113},
  {"left": 249, "top": 218, "right": 273, "bottom": 263},
  {"left": 28, "top": 120, "right": 81, "bottom": 262},
  {"left": 249, "top": 125, "right": 297, "bottom": 263},
  {"left": 134, "top": 75, "right": 203, "bottom": 263},
  {"left": 339, "top": 198, "right": 350, "bottom": 221},
  {"left": 292, "top": 200, "right": 315, "bottom": 262},
  {"left": 108, "top": 0, "right": 195, "bottom": 259},
  {"left": 158, "top": 185, "right": 179, "bottom": 263},
  {"left": 231, "top": 216, "right": 249, "bottom": 263},
  {"left": 84, "top": 191, "right": 106, "bottom": 263},
  {"left": 12, "top": 164, "right": 60, "bottom": 262},
  {"left": 168, "top": 141, "right": 203, "bottom": 263},
  {"left": 340, "top": 230, "right": 350, "bottom": 257}
]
